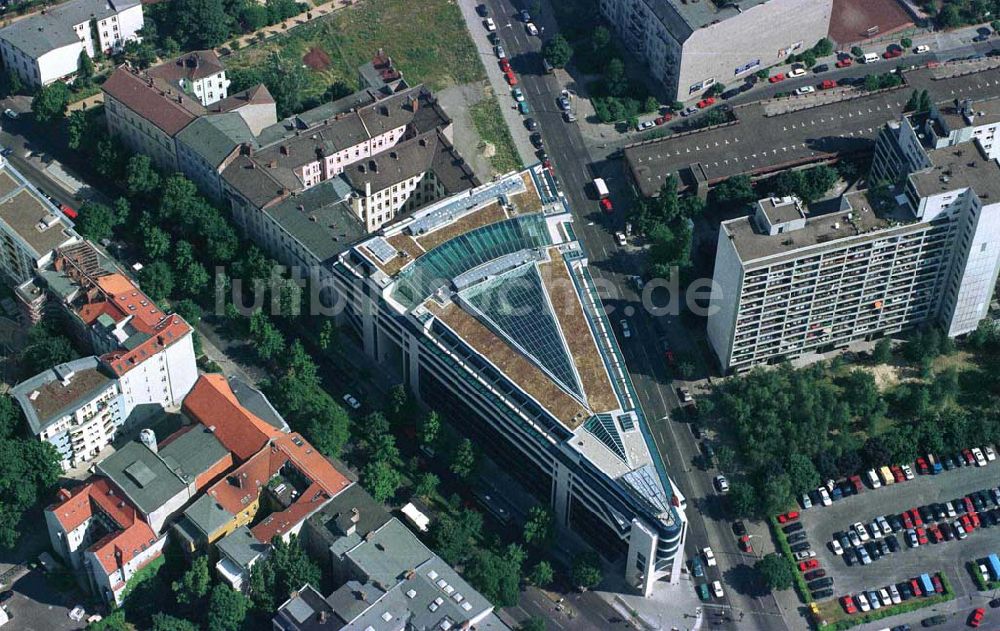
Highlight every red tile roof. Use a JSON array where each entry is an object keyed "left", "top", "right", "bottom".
[
  {"left": 102, "top": 316, "right": 192, "bottom": 377},
  {"left": 75, "top": 273, "right": 164, "bottom": 335},
  {"left": 48, "top": 478, "right": 136, "bottom": 533},
  {"left": 182, "top": 375, "right": 281, "bottom": 461},
  {"left": 272, "top": 433, "right": 350, "bottom": 498},
  {"left": 207, "top": 447, "right": 272, "bottom": 515},
  {"left": 251, "top": 481, "right": 330, "bottom": 542},
  {"left": 102, "top": 66, "right": 201, "bottom": 136},
  {"left": 90, "top": 518, "right": 159, "bottom": 575}
]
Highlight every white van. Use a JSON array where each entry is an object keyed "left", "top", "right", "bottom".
[{"left": 863, "top": 53, "right": 880, "bottom": 64}]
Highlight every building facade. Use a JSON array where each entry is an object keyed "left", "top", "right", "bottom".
[
  {"left": 12, "top": 357, "right": 125, "bottom": 470},
  {"left": 147, "top": 50, "right": 231, "bottom": 106},
  {"left": 598, "top": 0, "right": 832, "bottom": 102},
  {"left": 0, "top": 0, "right": 143, "bottom": 88},
  {"left": 708, "top": 115, "right": 1000, "bottom": 372}
]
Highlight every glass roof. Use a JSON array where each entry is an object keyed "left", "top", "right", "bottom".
[
  {"left": 392, "top": 215, "right": 551, "bottom": 307},
  {"left": 584, "top": 414, "right": 626, "bottom": 461},
  {"left": 461, "top": 263, "right": 582, "bottom": 399}
]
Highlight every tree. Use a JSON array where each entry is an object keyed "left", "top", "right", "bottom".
[
  {"left": 206, "top": 583, "right": 248, "bottom": 631},
  {"left": 86, "top": 611, "right": 128, "bottom": 631},
  {"left": 362, "top": 459, "right": 401, "bottom": 503},
  {"left": 249, "top": 311, "right": 285, "bottom": 361},
  {"left": 66, "top": 110, "right": 88, "bottom": 149},
  {"left": 813, "top": 38, "right": 833, "bottom": 57},
  {"left": 728, "top": 481, "right": 757, "bottom": 518},
  {"left": 864, "top": 74, "right": 881, "bottom": 92},
  {"left": 418, "top": 411, "right": 441, "bottom": 448},
  {"left": 901, "top": 37, "right": 912, "bottom": 48},
  {"left": 172, "top": 556, "right": 211, "bottom": 607},
  {"left": 414, "top": 472, "right": 439, "bottom": 499},
  {"left": 22, "top": 322, "right": 79, "bottom": 376},
  {"left": 31, "top": 82, "right": 71, "bottom": 123},
  {"left": 800, "top": 50, "right": 817, "bottom": 68},
  {"left": 465, "top": 543, "right": 525, "bottom": 607},
  {"left": 518, "top": 618, "right": 547, "bottom": 631},
  {"left": 0, "top": 438, "right": 60, "bottom": 548},
  {"left": 937, "top": 4, "right": 961, "bottom": 28},
  {"left": 95, "top": 136, "right": 127, "bottom": 179},
  {"left": 77, "top": 51, "right": 94, "bottom": 87},
  {"left": 529, "top": 561, "right": 554, "bottom": 587},
  {"left": 306, "top": 405, "right": 350, "bottom": 457},
  {"left": 522, "top": 506, "right": 553, "bottom": 548},
  {"left": 542, "top": 34, "right": 572, "bottom": 68},
  {"left": 571, "top": 551, "right": 602, "bottom": 590},
  {"left": 450, "top": 438, "right": 477, "bottom": 480},
  {"left": 174, "top": 0, "right": 234, "bottom": 48},
  {"left": 873, "top": 338, "right": 893, "bottom": 364},
  {"left": 3, "top": 69, "right": 22, "bottom": 98},
  {"left": 75, "top": 201, "right": 121, "bottom": 242},
  {"left": 756, "top": 553, "right": 794, "bottom": 591},
  {"left": 139, "top": 261, "right": 175, "bottom": 300},
  {"left": 710, "top": 174, "right": 756, "bottom": 207},
  {"left": 603, "top": 58, "right": 628, "bottom": 98},
  {"left": 850, "top": 46, "right": 864, "bottom": 58},
  {"left": 643, "top": 94, "right": 660, "bottom": 112},
  {"left": 432, "top": 508, "right": 483, "bottom": 565},
  {"left": 127, "top": 154, "right": 162, "bottom": 197},
  {"left": 248, "top": 536, "right": 321, "bottom": 612},
  {"left": 151, "top": 613, "right": 200, "bottom": 631},
  {"left": 123, "top": 40, "right": 158, "bottom": 69},
  {"left": 143, "top": 223, "right": 172, "bottom": 259},
  {"left": 785, "top": 453, "right": 820, "bottom": 495}
]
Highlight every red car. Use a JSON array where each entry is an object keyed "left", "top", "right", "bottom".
[
  {"left": 902, "top": 511, "right": 914, "bottom": 529},
  {"left": 654, "top": 113, "right": 672, "bottom": 125},
  {"left": 965, "top": 497, "right": 975, "bottom": 514},
  {"left": 883, "top": 48, "right": 903, "bottom": 59},
  {"left": 768, "top": 73, "right": 785, "bottom": 83},
  {"left": 841, "top": 595, "right": 857, "bottom": 614},
  {"left": 835, "top": 58, "right": 853, "bottom": 68},
  {"left": 911, "top": 509, "right": 924, "bottom": 527},
  {"left": 928, "top": 524, "right": 942, "bottom": 543},
  {"left": 916, "top": 457, "right": 930, "bottom": 474},
  {"left": 777, "top": 511, "right": 800, "bottom": 523},
  {"left": 969, "top": 607, "right": 985, "bottom": 627},
  {"left": 739, "top": 535, "right": 753, "bottom": 553},
  {"left": 505, "top": 71, "right": 518, "bottom": 86},
  {"left": 799, "top": 559, "right": 819, "bottom": 571},
  {"left": 819, "top": 80, "right": 836, "bottom": 90},
  {"left": 697, "top": 97, "right": 715, "bottom": 108},
  {"left": 892, "top": 465, "right": 905, "bottom": 482},
  {"left": 916, "top": 527, "right": 929, "bottom": 545},
  {"left": 932, "top": 574, "right": 944, "bottom": 594},
  {"left": 600, "top": 198, "right": 613, "bottom": 213},
  {"left": 499, "top": 58, "right": 511, "bottom": 72},
  {"left": 911, "top": 578, "right": 923, "bottom": 597},
  {"left": 62, "top": 205, "right": 78, "bottom": 219},
  {"left": 963, "top": 449, "right": 976, "bottom": 465},
  {"left": 849, "top": 475, "right": 863, "bottom": 493}
]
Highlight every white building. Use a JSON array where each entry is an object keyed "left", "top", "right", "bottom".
[
  {"left": 708, "top": 114, "right": 1000, "bottom": 372},
  {"left": 0, "top": 156, "right": 79, "bottom": 284},
  {"left": 12, "top": 357, "right": 125, "bottom": 470},
  {"left": 598, "top": 0, "right": 832, "bottom": 102},
  {"left": 146, "top": 50, "right": 231, "bottom": 107},
  {"left": 0, "top": 0, "right": 143, "bottom": 88}
]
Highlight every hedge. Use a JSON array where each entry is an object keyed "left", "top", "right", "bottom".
[
  {"left": 968, "top": 561, "right": 1000, "bottom": 591},
  {"left": 768, "top": 516, "right": 811, "bottom": 603},
  {"left": 819, "top": 573, "right": 955, "bottom": 631}
]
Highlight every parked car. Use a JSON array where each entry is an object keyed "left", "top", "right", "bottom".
[
  {"left": 915, "top": 44, "right": 930, "bottom": 54},
  {"left": 969, "top": 608, "right": 986, "bottom": 627},
  {"left": 343, "top": 393, "right": 361, "bottom": 410},
  {"left": 799, "top": 559, "right": 819, "bottom": 571},
  {"left": 835, "top": 58, "right": 853, "bottom": 68},
  {"left": 690, "top": 556, "right": 705, "bottom": 577},
  {"left": 703, "top": 547, "right": 716, "bottom": 566},
  {"left": 697, "top": 97, "right": 716, "bottom": 108},
  {"left": 3, "top": 109, "right": 18, "bottom": 120},
  {"left": 788, "top": 67, "right": 807, "bottom": 78},
  {"left": 696, "top": 582, "right": 710, "bottom": 601},
  {"left": 795, "top": 86, "right": 816, "bottom": 95},
  {"left": 777, "top": 511, "right": 800, "bottom": 523},
  {"left": 769, "top": 73, "right": 786, "bottom": 83},
  {"left": 804, "top": 569, "right": 826, "bottom": 581},
  {"left": 784, "top": 522, "right": 804, "bottom": 534},
  {"left": 475, "top": 3, "right": 488, "bottom": 17},
  {"left": 711, "top": 580, "right": 724, "bottom": 598},
  {"left": 813, "top": 64, "right": 829, "bottom": 73},
  {"left": 714, "top": 475, "right": 730, "bottom": 493},
  {"left": 484, "top": 17, "right": 496, "bottom": 31}
]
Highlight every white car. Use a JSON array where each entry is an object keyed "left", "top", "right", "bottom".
[
  {"left": 818, "top": 487, "right": 832, "bottom": 506},
  {"left": 788, "top": 67, "right": 807, "bottom": 78},
  {"left": 795, "top": 85, "right": 816, "bottom": 95},
  {"left": 847, "top": 529, "right": 861, "bottom": 547},
  {"left": 615, "top": 231, "right": 627, "bottom": 246},
  {"left": 69, "top": 606, "right": 86, "bottom": 622},
  {"left": 711, "top": 580, "right": 724, "bottom": 598},
  {"left": 714, "top": 475, "right": 730, "bottom": 493},
  {"left": 342, "top": 393, "right": 361, "bottom": 410},
  {"left": 877, "top": 588, "right": 892, "bottom": 607},
  {"left": 794, "top": 550, "right": 816, "bottom": 561},
  {"left": 973, "top": 447, "right": 987, "bottom": 467},
  {"left": 801, "top": 493, "right": 812, "bottom": 509},
  {"left": 866, "top": 468, "right": 881, "bottom": 488},
  {"left": 495, "top": 45, "right": 506, "bottom": 59},
  {"left": 985, "top": 445, "right": 997, "bottom": 461},
  {"left": 877, "top": 516, "right": 892, "bottom": 536},
  {"left": 855, "top": 592, "right": 871, "bottom": 612},
  {"left": 484, "top": 17, "right": 496, "bottom": 31},
  {"left": 829, "top": 539, "right": 843, "bottom": 555},
  {"left": 637, "top": 120, "right": 655, "bottom": 131},
  {"left": 868, "top": 519, "right": 883, "bottom": 539},
  {"left": 954, "top": 521, "right": 967, "bottom": 539},
  {"left": 678, "top": 388, "right": 694, "bottom": 404},
  {"left": 981, "top": 563, "right": 991, "bottom": 582},
  {"left": 914, "top": 44, "right": 930, "bottom": 54},
  {"left": 620, "top": 319, "right": 631, "bottom": 339},
  {"left": 703, "top": 547, "right": 717, "bottom": 567},
  {"left": 868, "top": 590, "right": 881, "bottom": 610},
  {"left": 852, "top": 522, "right": 870, "bottom": 543},
  {"left": 888, "top": 584, "right": 902, "bottom": 605},
  {"left": 525, "top": 22, "right": 539, "bottom": 36},
  {"left": 901, "top": 463, "right": 915, "bottom": 479}
]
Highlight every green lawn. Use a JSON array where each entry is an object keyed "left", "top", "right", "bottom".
[
  {"left": 226, "top": 0, "right": 485, "bottom": 102},
  {"left": 469, "top": 94, "right": 522, "bottom": 175}
]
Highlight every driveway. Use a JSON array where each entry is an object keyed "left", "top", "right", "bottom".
[
  {"left": 799, "top": 462, "right": 1000, "bottom": 596},
  {"left": 3, "top": 569, "right": 82, "bottom": 631}
]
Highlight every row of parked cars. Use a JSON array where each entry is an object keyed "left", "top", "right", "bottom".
[
  {"left": 839, "top": 572, "right": 946, "bottom": 616},
  {"left": 689, "top": 547, "right": 725, "bottom": 602},
  {"left": 778, "top": 512, "right": 835, "bottom": 599},
  {"left": 915, "top": 446, "right": 996, "bottom": 474}
]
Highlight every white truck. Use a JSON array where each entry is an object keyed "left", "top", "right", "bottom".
[{"left": 593, "top": 177, "right": 609, "bottom": 199}]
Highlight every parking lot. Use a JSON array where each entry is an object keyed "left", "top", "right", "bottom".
[
  {"left": 799, "top": 461, "right": 1000, "bottom": 596},
  {"left": 2, "top": 569, "right": 81, "bottom": 631}
]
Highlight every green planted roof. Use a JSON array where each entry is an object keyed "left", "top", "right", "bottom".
[{"left": 392, "top": 214, "right": 551, "bottom": 307}]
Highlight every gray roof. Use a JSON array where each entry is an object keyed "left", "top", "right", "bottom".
[
  {"left": 227, "top": 375, "right": 289, "bottom": 432},
  {"left": 97, "top": 440, "right": 187, "bottom": 516},
  {"left": 176, "top": 113, "right": 256, "bottom": 169},
  {"left": 344, "top": 519, "right": 432, "bottom": 588},
  {"left": 0, "top": 0, "right": 140, "bottom": 57},
  {"left": 182, "top": 493, "right": 234, "bottom": 537},
  {"left": 261, "top": 178, "right": 366, "bottom": 264},
  {"left": 645, "top": 0, "right": 769, "bottom": 33},
  {"left": 342, "top": 130, "right": 477, "bottom": 196},
  {"left": 217, "top": 525, "right": 269, "bottom": 568},
  {"left": 305, "top": 483, "right": 391, "bottom": 552},
  {"left": 11, "top": 356, "right": 112, "bottom": 435},
  {"left": 0, "top": 166, "right": 76, "bottom": 258},
  {"left": 909, "top": 143, "right": 1000, "bottom": 201},
  {"left": 158, "top": 425, "right": 230, "bottom": 483}
]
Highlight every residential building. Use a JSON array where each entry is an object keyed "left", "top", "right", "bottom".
[
  {"left": 707, "top": 115, "right": 1000, "bottom": 371},
  {"left": 0, "top": 0, "right": 143, "bottom": 88},
  {"left": 44, "top": 479, "right": 165, "bottom": 606},
  {"left": 598, "top": 0, "right": 832, "bottom": 102},
  {"left": 320, "top": 168, "right": 686, "bottom": 597},
  {"left": 0, "top": 156, "right": 79, "bottom": 284},
  {"left": 12, "top": 356, "right": 125, "bottom": 470},
  {"left": 357, "top": 48, "right": 407, "bottom": 97},
  {"left": 274, "top": 519, "right": 510, "bottom": 631},
  {"left": 146, "top": 50, "right": 231, "bottom": 106}
]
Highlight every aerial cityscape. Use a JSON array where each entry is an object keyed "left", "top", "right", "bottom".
[{"left": 0, "top": 0, "right": 998, "bottom": 630}]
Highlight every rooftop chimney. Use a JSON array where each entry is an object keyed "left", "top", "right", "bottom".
[
  {"left": 409, "top": 95, "right": 419, "bottom": 112},
  {"left": 280, "top": 145, "right": 289, "bottom": 156}
]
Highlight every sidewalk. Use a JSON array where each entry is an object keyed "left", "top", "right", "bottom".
[
  {"left": 456, "top": 0, "right": 536, "bottom": 168},
  {"left": 219, "top": 0, "right": 359, "bottom": 53}
]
